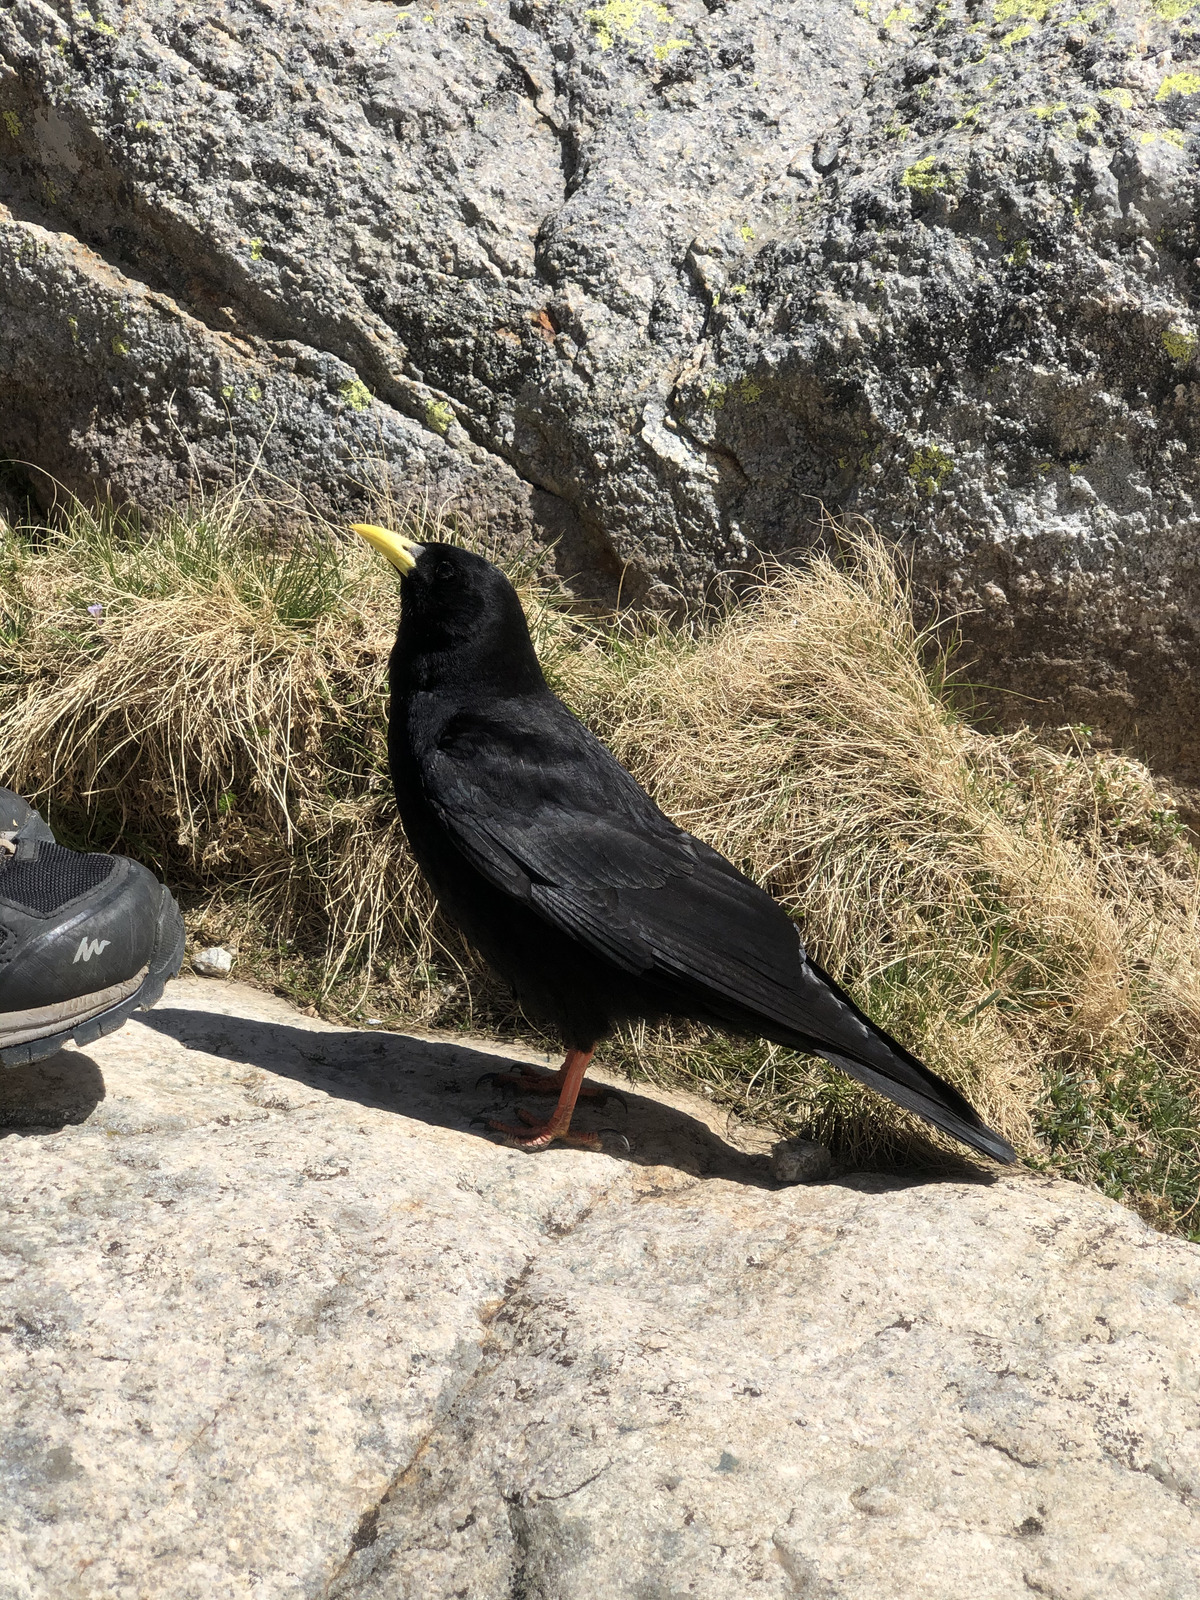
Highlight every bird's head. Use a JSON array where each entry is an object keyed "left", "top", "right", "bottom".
[{"left": 351, "top": 524, "right": 545, "bottom": 694}]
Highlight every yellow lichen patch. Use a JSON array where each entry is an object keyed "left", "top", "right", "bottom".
[
  {"left": 1063, "top": 0, "right": 1107, "bottom": 22},
  {"left": 424, "top": 398, "right": 455, "bottom": 435},
  {"left": 901, "top": 155, "right": 960, "bottom": 197},
  {"left": 584, "top": 0, "right": 676, "bottom": 49},
  {"left": 908, "top": 445, "right": 953, "bottom": 495},
  {"left": 1076, "top": 105, "right": 1100, "bottom": 132},
  {"left": 994, "top": 0, "right": 1050, "bottom": 19},
  {"left": 1142, "top": 127, "right": 1185, "bottom": 145},
  {"left": 1001, "top": 20, "right": 1035, "bottom": 44},
  {"left": 883, "top": 4, "right": 914, "bottom": 24},
  {"left": 249, "top": 238, "right": 265, "bottom": 262},
  {"left": 705, "top": 376, "right": 764, "bottom": 409},
  {"left": 339, "top": 379, "right": 372, "bottom": 413},
  {"left": 1152, "top": 0, "right": 1194, "bottom": 18},
  {"left": 1100, "top": 86, "right": 1134, "bottom": 108},
  {"left": 111, "top": 336, "right": 129, "bottom": 356},
  {"left": 1156, "top": 70, "right": 1200, "bottom": 101},
  {"left": 1, "top": 110, "right": 20, "bottom": 138},
  {"left": 1162, "top": 327, "right": 1198, "bottom": 361},
  {"left": 1034, "top": 101, "right": 1070, "bottom": 118}
]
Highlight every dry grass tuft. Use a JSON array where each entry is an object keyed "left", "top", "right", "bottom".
[{"left": 2, "top": 494, "right": 1198, "bottom": 1231}]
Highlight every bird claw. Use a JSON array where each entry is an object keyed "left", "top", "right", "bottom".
[
  {"left": 475, "top": 1070, "right": 513, "bottom": 1091},
  {"left": 597, "top": 1088, "right": 628, "bottom": 1114},
  {"left": 485, "top": 1116, "right": 602, "bottom": 1151},
  {"left": 598, "top": 1128, "right": 632, "bottom": 1153}
]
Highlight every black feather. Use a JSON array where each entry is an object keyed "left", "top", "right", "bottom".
[{"left": 386, "top": 544, "right": 1015, "bottom": 1164}]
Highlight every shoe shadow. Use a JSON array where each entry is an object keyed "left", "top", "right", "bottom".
[
  {"left": 0, "top": 1051, "right": 106, "bottom": 1134},
  {"left": 137, "top": 1003, "right": 1000, "bottom": 1195}
]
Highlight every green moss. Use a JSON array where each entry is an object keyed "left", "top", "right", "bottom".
[
  {"left": 908, "top": 445, "right": 953, "bottom": 495},
  {"left": 339, "top": 379, "right": 373, "bottom": 413},
  {"left": 424, "top": 398, "right": 455, "bottom": 435},
  {"left": 1162, "top": 326, "right": 1198, "bottom": 362},
  {"left": 1156, "top": 70, "right": 1200, "bottom": 100}
]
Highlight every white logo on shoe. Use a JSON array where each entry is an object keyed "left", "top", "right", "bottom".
[{"left": 73, "top": 936, "right": 111, "bottom": 963}]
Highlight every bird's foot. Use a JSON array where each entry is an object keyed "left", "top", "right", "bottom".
[
  {"left": 486, "top": 1106, "right": 603, "bottom": 1151},
  {"left": 476, "top": 1063, "right": 625, "bottom": 1110}
]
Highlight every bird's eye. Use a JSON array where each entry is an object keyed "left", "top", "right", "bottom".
[{"left": 436, "top": 560, "right": 456, "bottom": 581}]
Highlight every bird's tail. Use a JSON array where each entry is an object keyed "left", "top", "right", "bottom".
[{"left": 767, "top": 957, "right": 1016, "bottom": 1164}]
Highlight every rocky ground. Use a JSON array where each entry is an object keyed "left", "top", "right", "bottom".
[
  {"left": 2, "top": 0, "right": 1200, "bottom": 768},
  {"left": 2, "top": 977, "right": 1197, "bottom": 1598}
]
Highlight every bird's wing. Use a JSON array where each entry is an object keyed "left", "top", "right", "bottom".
[{"left": 419, "top": 698, "right": 814, "bottom": 1020}]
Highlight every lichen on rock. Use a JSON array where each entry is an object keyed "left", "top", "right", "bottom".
[{"left": 0, "top": 0, "right": 1198, "bottom": 768}]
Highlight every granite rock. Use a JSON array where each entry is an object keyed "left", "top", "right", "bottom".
[
  {"left": 1, "top": 978, "right": 1197, "bottom": 1598},
  {"left": 1, "top": 1, "right": 1199, "bottom": 766}
]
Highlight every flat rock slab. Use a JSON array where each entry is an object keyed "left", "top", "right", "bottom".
[{"left": 1, "top": 980, "right": 1197, "bottom": 1599}]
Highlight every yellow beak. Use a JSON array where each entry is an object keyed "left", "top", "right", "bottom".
[{"left": 350, "top": 523, "right": 424, "bottom": 574}]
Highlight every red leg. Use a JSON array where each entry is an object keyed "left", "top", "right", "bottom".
[
  {"left": 479, "top": 1057, "right": 613, "bottom": 1103},
  {"left": 488, "top": 1048, "right": 599, "bottom": 1149}
]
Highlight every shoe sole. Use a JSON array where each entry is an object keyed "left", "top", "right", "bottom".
[{"left": 0, "top": 886, "right": 186, "bottom": 1069}]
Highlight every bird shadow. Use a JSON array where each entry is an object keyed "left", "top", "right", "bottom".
[{"left": 136, "top": 1003, "right": 1003, "bottom": 1196}]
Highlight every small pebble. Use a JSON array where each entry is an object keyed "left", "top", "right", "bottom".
[
  {"left": 192, "top": 946, "right": 235, "bottom": 978},
  {"left": 770, "top": 1138, "right": 832, "bottom": 1185}
]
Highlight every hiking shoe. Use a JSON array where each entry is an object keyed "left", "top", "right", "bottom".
[{"left": 0, "top": 789, "right": 185, "bottom": 1067}]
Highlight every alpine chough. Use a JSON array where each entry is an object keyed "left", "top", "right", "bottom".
[{"left": 354, "top": 523, "right": 1015, "bottom": 1165}]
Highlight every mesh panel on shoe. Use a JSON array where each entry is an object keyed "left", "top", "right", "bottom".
[{"left": 0, "top": 844, "right": 117, "bottom": 914}]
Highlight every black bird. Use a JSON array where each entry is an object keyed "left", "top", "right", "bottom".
[{"left": 353, "top": 523, "right": 1015, "bottom": 1165}]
